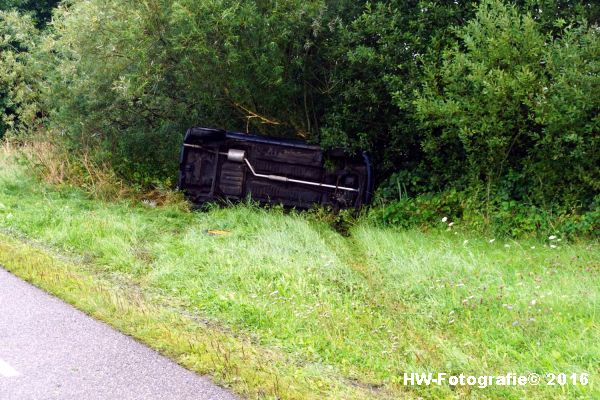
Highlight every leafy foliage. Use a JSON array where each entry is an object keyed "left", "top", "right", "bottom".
[
  {"left": 319, "top": 1, "right": 475, "bottom": 177},
  {"left": 531, "top": 24, "right": 600, "bottom": 204},
  {"left": 0, "top": 0, "right": 598, "bottom": 234},
  {"left": 416, "top": 1, "right": 547, "bottom": 188},
  {"left": 371, "top": 190, "right": 599, "bottom": 238},
  {"left": 0, "top": 0, "right": 60, "bottom": 26},
  {"left": 415, "top": 0, "right": 599, "bottom": 210},
  {"left": 44, "top": 0, "right": 346, "bottom": 184},
  {"left": 0, "top": 11, "right": 44, "bottom": 137}
]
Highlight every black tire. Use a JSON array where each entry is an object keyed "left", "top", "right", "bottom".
[{"left": 185, "top": 127, "right": 226, "bottom": 143}]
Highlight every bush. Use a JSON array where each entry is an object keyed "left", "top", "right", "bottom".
[
  {"left": 369, "top": 190, "right": 465, "bottom": 230},
  {"left": 318, "top": 1, "right": 474, "bottom": 178},
  {"left": 371, "top": 190, "right": 599, "bottom": 239},
  {"left": 0, "top": 0, "right": 59, "bottom": 26},
  {"left": 530, "top": 23, "right": 600, "bottom": 205},
  {"left": 416, "top": 0, "right": 547, "bottom": 188},
  {"left": 0, "top": 0, "right": 598, "bottom": 238},
  {"left": 42, "top": 0, "right": 348, "bottom": 184},
  {"left": 0, "top": 11, "right": 44, "bottom": 137},
  {"left": 415, "top": 0, "right": 599, "bottom": 211},
  {"left": 37, "top": 0, "right": 478, "bottom": 184}
]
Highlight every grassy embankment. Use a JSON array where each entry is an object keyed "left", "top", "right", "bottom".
[{"left": 0, "top": 148, "right": 598, "bottom": 399}]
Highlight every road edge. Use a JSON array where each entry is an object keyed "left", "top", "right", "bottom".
[{"left": 0, "top": 233, "right": 383, "bottom": 400}]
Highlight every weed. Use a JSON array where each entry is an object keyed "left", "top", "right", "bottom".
[{"left": 0, "top": 151, "right": 598, "bottom": 399}]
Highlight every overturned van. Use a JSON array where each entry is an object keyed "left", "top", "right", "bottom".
[{"left": 178, "top": 127, "right": 373, "bottom": 209}]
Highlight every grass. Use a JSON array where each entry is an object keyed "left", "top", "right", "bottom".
[{"left": 0, "top": 147, "right": 599, "bottom": 399}]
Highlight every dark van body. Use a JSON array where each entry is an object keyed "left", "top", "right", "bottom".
[{"left": 178, "top": 127, "right": 373, "bottom": 209}]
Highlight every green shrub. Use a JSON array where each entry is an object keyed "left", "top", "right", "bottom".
[
  {"left": 371, "top": 190, "right": 599, "bottom": 239},
  {"left": 42, "top": 0, "right": 346, "bottom": 184},
  {"left": 415, "top": 0, "right": 547, "bottom": 189},
  {"left": 530, "top": 23, "right": 600, "bottom": 205},
  {"left": 415, "top": 0, "right": 599, "bottom": 211},
  {"left": 369, "top": 190, "right": 465, "bottom": 230},
  {"left": 1, "top": 0, "right": 598, "bottom": 236},
  {"left": 0, "top": 0, "right": 59, "bottom": 26},
  {"left": 318, "top": 1, "right": 475, "bottom": 178},
  {"left": 558, "top": 197, "right": 600, "bottom": 238},
  {"left": 0, "top": 10, "right": 44, "bottom": 137}
]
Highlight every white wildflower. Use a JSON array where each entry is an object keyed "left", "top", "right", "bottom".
[
  {"left": 549, "top": 235, "right": 557, "bottom": 240},
  {"left": 489, "top": 239, "right": 495, "bottom": 243},
  {"left": 442, "top": 217, "right": 448, "bottom": 223}
]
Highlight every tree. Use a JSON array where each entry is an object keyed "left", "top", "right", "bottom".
[
  {"left": 415, "top": 0, "right": 599, "bottom": 208},
  {"left": 0, "top": 11, "right": 43, "bottom": 137},
  {"left": 0, "top": 0, "right": 60, "bottom": 26}
]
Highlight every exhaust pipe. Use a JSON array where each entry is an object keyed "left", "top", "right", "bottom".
[{"left": 227, "top": 149, "right": 358, "bottom": 193}]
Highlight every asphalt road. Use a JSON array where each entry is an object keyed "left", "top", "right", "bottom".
[{"left": 0, "top": 267, "right": 238, "bottom": 400}]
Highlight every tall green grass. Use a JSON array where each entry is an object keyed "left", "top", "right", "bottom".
[{"left": 1, "top": 150, "right": 598, "bottom": 399}]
